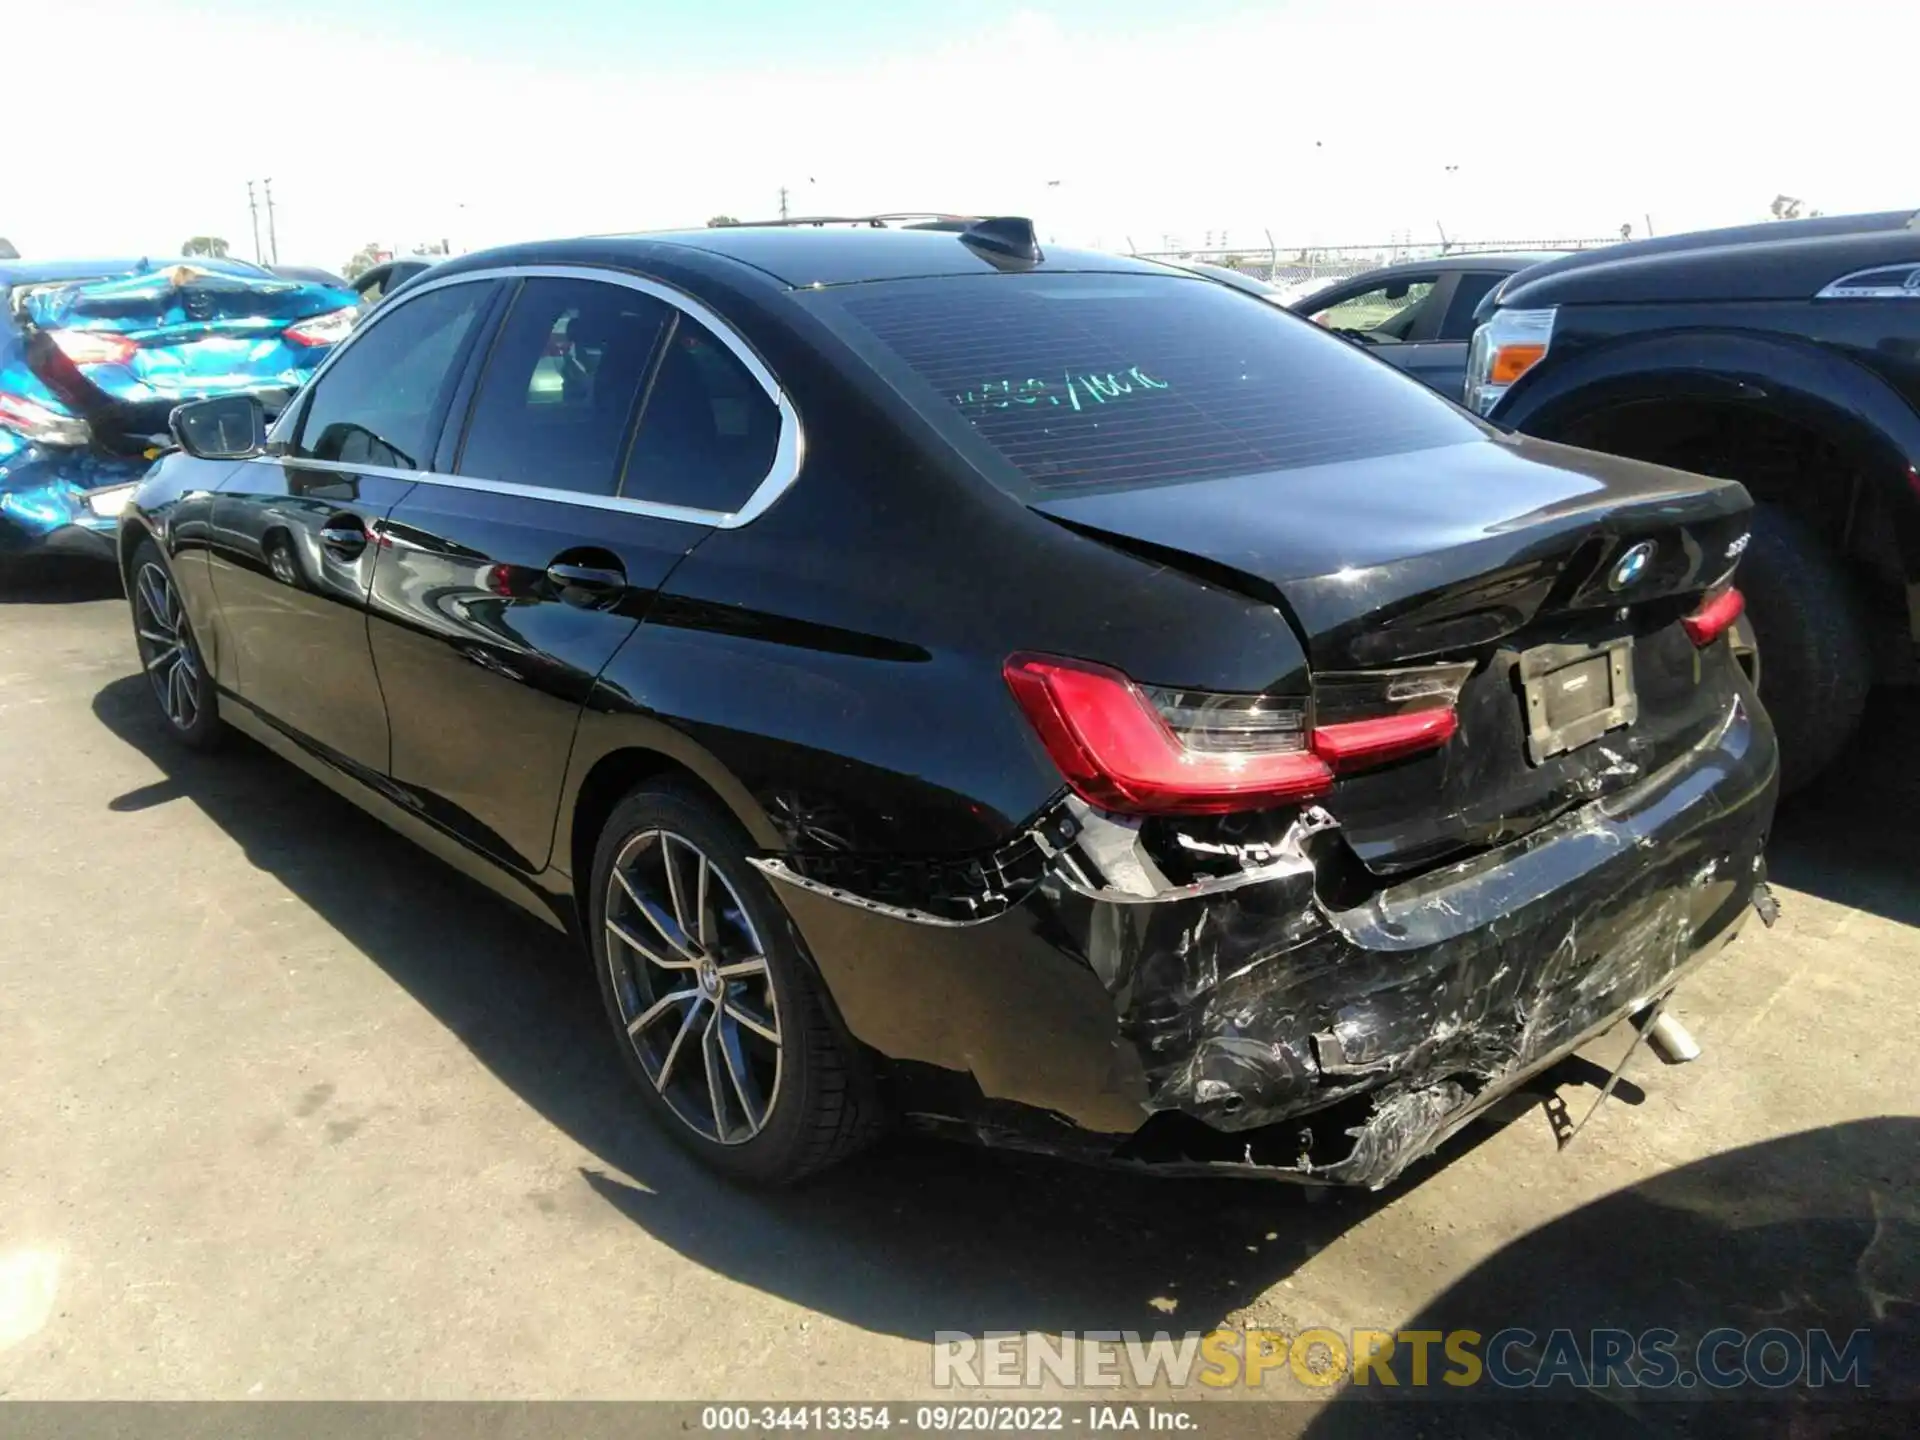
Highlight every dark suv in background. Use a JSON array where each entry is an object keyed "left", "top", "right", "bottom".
[{"left": 1468, "top": 208, "right": 1920, "bottom": 791}]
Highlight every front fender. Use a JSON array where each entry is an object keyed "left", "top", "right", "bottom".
[{"left": 1493, "top": 327, "right": 1920, "bottom": 591}]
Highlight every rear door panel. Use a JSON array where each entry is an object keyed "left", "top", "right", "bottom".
[
  {"left": 1383, "top": 340, "right": 1469, "bottom": 396},
  {"left": 368, "top": 487, "right": 701, "bottom": 872},
  {"left": 366, "top": 272, "right": 719, "bottom": 875}
]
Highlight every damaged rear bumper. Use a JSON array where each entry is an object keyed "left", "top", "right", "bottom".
[
  {"left": 0, "top": 445, "right": 145, "bottom": 560},
  {"left": 759, "top": 691, "right": 1778, "bottom": 1189}
]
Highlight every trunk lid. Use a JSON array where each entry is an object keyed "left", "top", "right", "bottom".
[
  {"left": 1033, "top": 433, "right": 1754, "bottom": 871},
  {"left": 12, "top": 261, "right": 353, "bottom": 454},
  {"left": 1032, "top": 433, "right": 1750, "bottom": 666}
]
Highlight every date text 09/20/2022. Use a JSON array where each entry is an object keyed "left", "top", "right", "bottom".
[{"left": 702, "top": 1406, "right": 1194, "bottom": 1432}]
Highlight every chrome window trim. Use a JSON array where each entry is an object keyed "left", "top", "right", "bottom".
[
  {"left": 250, "top": 454, "right": 733, "bottom": 526},
  {"left": 263, "top": 263, "right": 804, "bottom": 529}
]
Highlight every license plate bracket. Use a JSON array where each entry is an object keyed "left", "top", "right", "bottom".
[{"left": 1519, "top": 636, "right": 1636, "bottom": 764}]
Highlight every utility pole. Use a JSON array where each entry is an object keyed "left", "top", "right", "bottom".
[
  {"left": 778, "top": 186, "right": 789, "bottom": 221},
  {"left": 246, "top": 180, "right": 262, "bottom": 263},
  {"left": 263, "top": 178, "right": 279, "bottom": 264}
]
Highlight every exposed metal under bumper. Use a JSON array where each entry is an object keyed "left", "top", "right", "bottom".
[{"left": 1115, "top": 902, "right": 1751, "bottom": 1188}]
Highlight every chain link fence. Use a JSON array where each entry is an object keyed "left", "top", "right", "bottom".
[{"left": 1132, "top": 237, "right": 1620, "bottom": 299}]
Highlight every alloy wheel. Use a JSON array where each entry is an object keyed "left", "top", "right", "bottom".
[
  {"left": 133, "top": 561, "right": 202, "bottom": 732},
  {"left": 267, "top": 538, "right": 298, "bottom": 587},
  {"left": 603, "top": 829, "right": 783, "bottom": 1145}
]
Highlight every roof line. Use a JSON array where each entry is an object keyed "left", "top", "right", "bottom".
[{"left": 715, "top": 213, "right": 982, "bottom": 231}]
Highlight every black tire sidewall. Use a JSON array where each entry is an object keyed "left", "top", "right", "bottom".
[
  {"left": 1739, "top": 505, "right": 1871, "bottom": 794},
  {"left": 129, "top": 537, "right": 223, "bottom": 750},
  {"left": 588, "top": 783, "right": 837, "bottom": 1184}
]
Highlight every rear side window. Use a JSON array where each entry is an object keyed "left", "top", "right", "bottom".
[
  {"left": 456, "top": 277, "right": 670, "bottom": 495},
  {"left": 295, "top": 282, "right": 491, "bottom": 469},
  {"left": 812, "top": 273, "right": 1477, "bottom": 494},
  {"left": 623, "top": 315, "right": 780, "bottom": 513}
]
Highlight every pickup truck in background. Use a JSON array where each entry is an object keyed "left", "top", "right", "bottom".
[
  {"left": 1290, "top": 253, "right": 1562, "bottom": 396},
  {"left": 1468, "top": 208, "right": 1920, "bottom": 792}
]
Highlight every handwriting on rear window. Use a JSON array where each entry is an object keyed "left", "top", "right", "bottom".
[{"left": 951, "top": 366, "right": 1171, "bottom": 416}]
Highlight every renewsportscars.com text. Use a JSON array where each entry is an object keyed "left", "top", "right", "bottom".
[{"left": 933, "top": 1327, "right": 1872, "bottom": 1392}]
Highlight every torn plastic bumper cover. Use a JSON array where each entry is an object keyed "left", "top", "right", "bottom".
[
  {"left": 0, "top": 438, "right": 144, "bottom": 557},
  {"left": 754, "top": 691, "right": 1777, "bottom": 1189}
]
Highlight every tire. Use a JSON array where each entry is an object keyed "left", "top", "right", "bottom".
[
  {"left": 127, "top": 537, "right": 225, "bottom": 751},
  {"left": 589, "top": 781, "right": 883, "bottom": 1184},
  {"left": 1738, "top": 505, "right": 1871, "bottom": 795}
]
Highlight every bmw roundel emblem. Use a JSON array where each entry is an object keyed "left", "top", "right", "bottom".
[{"left": 1609, "top": 541, "right": 1656, "bottom": 591}]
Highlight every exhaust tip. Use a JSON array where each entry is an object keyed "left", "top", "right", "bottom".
[{"left": 1635, "top": 1010, "right": 1702, "bottom": 1065}]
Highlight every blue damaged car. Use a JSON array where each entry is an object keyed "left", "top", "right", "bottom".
[{"left": 0, "top": 257, "right": 355, "bottom": 566}]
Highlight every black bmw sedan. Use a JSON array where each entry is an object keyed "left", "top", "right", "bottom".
[{"left": 118, "top": 217, "right": 1778, "bottom": 1189}]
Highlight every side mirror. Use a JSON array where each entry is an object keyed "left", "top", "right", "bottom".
[{"left": 170, "top": 394, "right": 267, "bottom": 460}]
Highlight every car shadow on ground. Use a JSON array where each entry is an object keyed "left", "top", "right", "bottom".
[
  {"left": 90, "top": 672, "right": 1545, "bottom": 1344},
  {"left": 0, "top": 557, "right": 123, "bottom": 604},
  {"left": 1303, "top": 1118, "right": 1918, "bottom": 1438},
  {"left": 1765, "top": 691, "right": 1920, "bottom": 929}
]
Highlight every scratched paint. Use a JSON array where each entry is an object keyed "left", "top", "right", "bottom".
[{"left": 951, "top": 366, "right": 1171, "bottom": 416}]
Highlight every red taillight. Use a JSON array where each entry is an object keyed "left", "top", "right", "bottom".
[
  {"left": 1004, "top": 655, "right": 1472, "bottom": 816},
  {"left": 1683, "top": 586, "right": 1745, "bottom": 647},
  {"left": 0, "top": 390, "right": 89, "bottom": 445},
  {"left": 1311, "top": 709, "right": 1459, "bottom": 772},
  {"left": 1004, "top": 655, "right": 1332, "bottom": 815},
  {"left": 50, "top": 330, "right": 137, "bottom": 367},
  {"left": 0, "top": 391, "right": 61, "bottom": 430},
  {"left": 284, "top": 307, "right": 357, "bottom": 347}
]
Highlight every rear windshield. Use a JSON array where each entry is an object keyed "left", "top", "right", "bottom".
[{"left": 805, "top": 272, "right": 1481, "bottom": 495}]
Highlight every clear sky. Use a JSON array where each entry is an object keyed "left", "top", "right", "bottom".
[{"left": 9, "top": 0, "right": 1912, "bottom": 271}]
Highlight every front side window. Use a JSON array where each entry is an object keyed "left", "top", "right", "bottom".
[
  {"left": 1311, "top": 275, "right": 1440, "bottom": 340},
  {"left": 622, "top": 315, "right": 780, "bottom": 513},
  {"left": 456, "top": 277, "right": 669, "bottom": 495},
  {"left": 294, "top": 282, "right": 491, "bottom": 469},
  {"left": 807, "top": 272, "right": 1478, "bottom": 496}
]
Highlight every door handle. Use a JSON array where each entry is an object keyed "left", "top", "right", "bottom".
[
  {"left": 544, "top": 562, "right": 626, "bottom": 594},
  {"left": 319, "top": 517, "right": 368, "bottom": 558}
]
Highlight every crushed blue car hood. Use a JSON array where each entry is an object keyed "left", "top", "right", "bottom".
[
  {"left": 2, "top": 260, "right": 352, "bottom": 552},
  {"left": 13, "top": 261, "right": 353, "bottom": 405}
]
